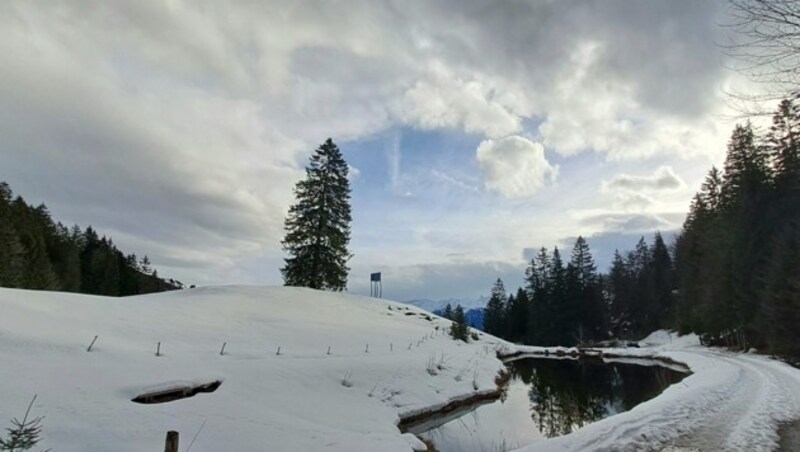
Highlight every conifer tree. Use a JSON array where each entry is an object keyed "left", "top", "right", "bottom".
[
  {"left": 442, "top": 303, "right": 453, "bottom": 320},
  {"left": 281, "top": 139, "right": 352, "bottom": 291},
  {"left": 768, "top": 98, "right": 800, "bottom": 189},
  {"left": 649, "top": 232, "right": 675, "bottom": 328},
  {"left": 568, "top": 237, "right": 603, "bottom": 343},
  {"left": 526, "top": 247, "right": 552, "bottom": 345},
  {"left": 0, "top": 184, "right": 24, "bottom": 287},
  {"left": 607, "top": 250, "right": 633, "bottom": 338},
  {"left": 570, "top": 236, "right": 597, "bottom": 288},
  {"left": 549, "top": 247, "right": 569, "bottom": 345},
  {"left": 507, "top": 287, "right": 529, "bottom": 343},
  {"left": 483, "top": 278, "right": 507, "bottom": 336},
  {"left": 449, "top": 304, "right": 469, "bottom": 341},
  {"left": 0, "top": 181, "right": 182, "bottom": 295}
]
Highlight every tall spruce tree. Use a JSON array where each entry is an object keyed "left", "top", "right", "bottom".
[
  {"left": 607, "top": 250, "right": 633, "bottom": 338},
  {"left": 483, "top": 278, "right": 507, "bottom": 336},
  {"left": 507, "top": 287, "right": 530, "bottom": 343},
  {"left": 568, "top": 237, "right": 603, "bottom": 343},
  {"left": 649, "top": 232, "right": 675, "bottom": 329},
  {"left": 768, "top": 98, "right": 800, "bottom": 189},
  {"left": 281, "top": 139, "right": 353, "bottom": 291}
]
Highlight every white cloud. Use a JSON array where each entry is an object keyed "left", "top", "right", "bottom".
[
  {"left": 603, "top": 166, "right": 686, "bottom": 192},
  {"left": 579, "top": 213, "right": 675, "bottom": 233},
  {"left": 347, "top": 165, "right": 361, "bottom": 181},
  {"left": 537, "top": 42, "right": 730, "bottom": 161},
  {"left": 400, "top": 68, "right": 523, "bottom": 138},
  {"left": 612, "top": 192, "right": 656, "bottom": 211},
  {"left": 476, "top": 136, "right": 558, "bottom": 198},
  {"left": 0, "top": 0, "right": 744, "bottom": 296}
]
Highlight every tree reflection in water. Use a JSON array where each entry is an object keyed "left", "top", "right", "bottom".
[{"left": 508, "top": 358, "right": 686, "bottom": 438}]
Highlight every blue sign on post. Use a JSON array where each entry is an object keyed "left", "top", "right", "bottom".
[{"left": 370, "top": 272, "right": 382, "bottom": 298}]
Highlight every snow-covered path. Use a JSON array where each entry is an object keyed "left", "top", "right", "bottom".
[
  {"left": 512, "top": 333, "right": 800, "bottom": 451},
  {"left": 665, "top": 350, "right": 800, "bottom": 451}
]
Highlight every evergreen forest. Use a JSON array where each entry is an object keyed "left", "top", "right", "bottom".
[
  {"left": 0, "top": 182, "right": 182, "bottom": 296},
  {"left": 479, "top": 96, "right": 800, "bottom": 363}
]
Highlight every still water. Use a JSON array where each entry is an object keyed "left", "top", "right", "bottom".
[{"left": 407, "top": 357, "right": 688, "bottom": 451}]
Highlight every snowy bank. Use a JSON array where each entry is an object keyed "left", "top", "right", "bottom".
[
  {"left": 0, "top": 286, "right": 506, "bottom": 451},
  {"left": 505, "top": 331, "right": 800, "bottom": 451}
]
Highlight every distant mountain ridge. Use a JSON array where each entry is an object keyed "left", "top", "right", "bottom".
[
  {"left": 403, "top": 297, "right": 487, "bottom": 331},
  {"left": 403, "top": 296, "right": 488, "bottom": 313}
]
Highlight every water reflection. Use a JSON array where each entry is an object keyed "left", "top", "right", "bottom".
[
  {"left": 511, "top": 357, "right": 686, "bottom": 438},
  {"left": 415, "top": 357, "right": 687, "bottom": 451}
]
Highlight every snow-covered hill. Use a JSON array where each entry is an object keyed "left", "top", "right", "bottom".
[
  {"left": 0, "top": 286, "right": 505, "bottom": 451},
  {"left": 4, "top": 286, "right": 800, "bottom": 451}
]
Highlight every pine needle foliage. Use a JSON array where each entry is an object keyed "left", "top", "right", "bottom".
[
  {"left": 282, "top": 139, "right": 353, "bottom": 291},
  {"left": 0, "top": 395, "right": 49, "bottom": 452}
]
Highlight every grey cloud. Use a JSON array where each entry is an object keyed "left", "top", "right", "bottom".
[
  {"left": 405, "top": 0, "right": 724, "bottom": 116},
  {"left": 0, "top": 0, "right": 727, "bottom": 289},
  {"left": 604, "top": 167, "right": 685, "bottom": 192},
  {"left": 579, "top": 212, "right": 685, "bottom": 233},
  {"left": 614, "top": 192, "right": 656, "bottom": 211}
]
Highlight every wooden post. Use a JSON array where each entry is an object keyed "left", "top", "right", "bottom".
[
  {"left": 165, "top": 430, "right": 179, "bottom": 452},
  {"left": 87, "top": 335, "right": 98, "bottom": 352}
]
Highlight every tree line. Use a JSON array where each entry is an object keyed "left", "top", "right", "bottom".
[
  {"left": 0, "top": 181, "right": 182, "bottom": 296},
  {"left": 674, "top": 97, "right": 800, "bottom": 359},
  {"left": 478, "top": 232, "right": 675, "bottom": 348},
  {"left": 476, "top": 96, "right": 799, "bottom": 362}
]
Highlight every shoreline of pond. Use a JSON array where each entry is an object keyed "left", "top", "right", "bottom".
[{"left": 400, "top": 351, "right": 691, "bottom": 451}]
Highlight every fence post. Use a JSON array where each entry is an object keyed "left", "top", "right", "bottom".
[{"left": 165, "top": 430, "right": 179, "bottom": 452}]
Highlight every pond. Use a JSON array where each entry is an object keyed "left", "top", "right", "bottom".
[{"left": 406, "top": 357, "right": 689, "bottom": 451}]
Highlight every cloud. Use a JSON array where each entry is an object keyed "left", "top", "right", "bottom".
[
  {"left": 400, "top": 68, "right": 523, "bottom": 138},
  {"left": 347, "top": 165, "right": 361, "bottom": 181},
  {"left": 429, "top": 170, "right": 478, "bottom": 192},
  {"left": 578, "top": 212, "right": 683, "bottom": 233},
  {"left": 0, "top": 0, "right": 736, "bottom": 295},
  {"left": 604, "top": 166, "right": 685, "bottom": 192},
  {"left": 476, "top": 136, "right": 558, "bottom": 198},
  {"left": 612, "top": 192, "right": 656, "bottom": 211}
]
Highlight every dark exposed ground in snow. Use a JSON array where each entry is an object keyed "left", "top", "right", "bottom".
[{"left": 779, "top": 419, "right": 800, "bottom": 451}]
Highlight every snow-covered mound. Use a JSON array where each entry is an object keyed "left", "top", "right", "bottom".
[{"left": 0, "top": 286, "right": 505, "bottom": 451}]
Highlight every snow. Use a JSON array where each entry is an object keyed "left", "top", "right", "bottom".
[
  {"left": 0, "top": 286, "right": 505, "bottom": 451},
  {"left": 510, "top": 331, "right": 800, "bottom": 451},
  {"left": 3, "top": 285, "right": 800, "bottom": 451}
]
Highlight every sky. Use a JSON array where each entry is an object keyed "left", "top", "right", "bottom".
[{"left": 0, "top": 1, "right": 761, "bottom": 301}]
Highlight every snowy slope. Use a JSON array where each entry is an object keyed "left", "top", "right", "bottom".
[
  {"left": 0, "top": 286, "right": 505, "bottom": 452},
  {"left": 4, "top": 287, "right": 800, "bottom": 451}
]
